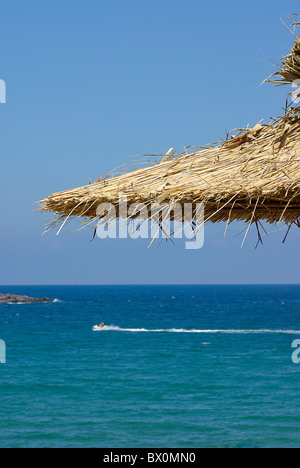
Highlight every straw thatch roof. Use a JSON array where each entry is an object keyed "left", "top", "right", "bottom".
[
  {"left": 266, "top": 15, "right": 300, "bottom": 86},
  {"left": 40, "top": 108, "right": 300, "bottom": 231},
  {"left": 39, "top": 21, "right": 300, "bottom": 239}
]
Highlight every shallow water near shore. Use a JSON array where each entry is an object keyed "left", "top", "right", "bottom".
[{"left": 0, "top": 284, "right": 300, "bottom": 448}]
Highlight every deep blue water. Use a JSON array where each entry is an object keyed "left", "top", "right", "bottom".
[{"left": 0, "top": 285, "right": 300, "bottom": 448}]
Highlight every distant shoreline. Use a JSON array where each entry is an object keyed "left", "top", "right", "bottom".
[{"left": 0, "top": 293, "right": 54, "bottom": 304}]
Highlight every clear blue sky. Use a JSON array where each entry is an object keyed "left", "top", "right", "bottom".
[{"left": 0, "top": 0, "right": 299, "bottom": 285}]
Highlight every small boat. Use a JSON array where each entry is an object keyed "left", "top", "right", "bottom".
[{"left": 93, "top": 324, "right": 107, "bottom": 331}]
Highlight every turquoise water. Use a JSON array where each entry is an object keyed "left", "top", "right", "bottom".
[{"left": 0, "top": 285, "right": 300, "bottom": 448}]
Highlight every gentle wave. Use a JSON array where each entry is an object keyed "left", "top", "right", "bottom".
[
  {"left": 5, "top": 302, "right": 47, "bottom": 305},
  {"left": 5, "top": 299, "right": 61, "bottom": 305},
  {"left": 93, "top": 326, "right": 300, "bottom": 335}
]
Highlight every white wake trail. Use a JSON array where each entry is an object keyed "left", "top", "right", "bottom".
[{"left": 93, "top": 326, "right": 300, "bottom": 335}]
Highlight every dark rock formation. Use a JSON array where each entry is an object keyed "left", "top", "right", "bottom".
[{"left": 0, "top": 293, "right": 54, "bottom": 304}]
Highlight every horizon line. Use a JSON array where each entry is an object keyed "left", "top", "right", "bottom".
[{"left": 0, "top": 283, "right": 300, "bottom": 287}]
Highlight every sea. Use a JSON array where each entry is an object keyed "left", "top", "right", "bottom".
[{"left": 0, "top": 284, "right": 300, "bottom": 448}]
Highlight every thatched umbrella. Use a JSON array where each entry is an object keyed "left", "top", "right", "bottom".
[
  {"left": 265, "top": 15, "right": 300, "bottom": 86},
  {"left": 39, "top": 23, "right": 300, "bottom": 240}
]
